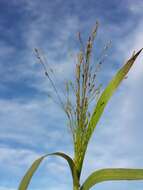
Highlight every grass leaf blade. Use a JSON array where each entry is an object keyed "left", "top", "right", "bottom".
[
  {"left": 81, "top": 168, "right": 143, "bottom": 190},
  {"left": 86, "top": 49, "right": 142, "bottom": 142},
  {"left": 18, "top": 152, "right": 79, "bottom": 190},
  {"left": 18, "top": 156, "right": 44, "bottom": 190}
]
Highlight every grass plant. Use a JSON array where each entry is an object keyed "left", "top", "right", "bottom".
[{"left": 18, "top": 23, "right": 143, "bottom": 190}]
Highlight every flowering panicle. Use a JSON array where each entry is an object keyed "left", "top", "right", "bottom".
[{"left": 35, "top": 23, "right": 110, "bottom": 175}]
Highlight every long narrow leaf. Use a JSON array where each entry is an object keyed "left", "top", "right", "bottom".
[
  {"left": 18, "top": 152, "right": 79, "bottom": 190},
  {"left": 86, "top": 49, "right": 142, "bottom": 142},
  {"left": 81, "top": 168, "right": 143, "bottom": 190}
]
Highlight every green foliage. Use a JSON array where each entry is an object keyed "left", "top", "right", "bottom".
[
  {"left": 18, "top": 152, "right": 79, "bottom": 190},
  {"left": 81, "top": 168, "right": 143, "bottom": 190},
  {"left": 18, "top": 156, "right": 44, "bottom": 190},
  {"left": 82, "top": 49, "right": 142, "bottom": 164},
  {"left": 18, "top": 25, "right": 143, "bottom": 190}
]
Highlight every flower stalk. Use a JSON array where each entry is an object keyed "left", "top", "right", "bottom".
[{"left": 18, "top": 24, "right": 143, "bottom": 190}]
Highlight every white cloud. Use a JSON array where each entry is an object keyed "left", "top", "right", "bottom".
[
  {"left": 0, "top": 187, "right": 16, "bottom": 190},
  {"left": 0, "top": 146, "right": 39, "bottom": 168},
  {"left": 0, "top": 98, "right": 71, "bottom": 148},
  {"left": 1, "top": 1, "right": 143, "bottom": 189},
  {"left": 128, "top": 0, "right": 143, "bottom": 14}
]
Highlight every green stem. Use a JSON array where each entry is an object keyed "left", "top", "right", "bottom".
[{"left": 73, "top": 185, "right": 80, "bottom": 190}]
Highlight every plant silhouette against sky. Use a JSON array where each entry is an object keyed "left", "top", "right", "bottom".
[{"left": 18, "top": 23, "right": 143, "bottom": 190}]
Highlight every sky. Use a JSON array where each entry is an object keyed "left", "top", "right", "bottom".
[{"left": 0, "top": 0, "right": 143, "bottom": 190}]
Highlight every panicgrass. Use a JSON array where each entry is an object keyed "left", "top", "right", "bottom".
[
  {"left": 34, "top": 22, "right": 107, "bottom": 175},
  {"left": 18, "top": 23, "right": 143, "bottom": 190}
]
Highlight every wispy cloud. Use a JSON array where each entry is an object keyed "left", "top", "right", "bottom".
[{"left": 0, "top": 0, "right": 143, "bottom": 189}]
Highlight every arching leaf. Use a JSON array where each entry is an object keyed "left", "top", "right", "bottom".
[{"left": 18, "top": 152, "right": 79, "bottom": 190}]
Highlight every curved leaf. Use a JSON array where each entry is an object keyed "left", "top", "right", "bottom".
[
  {"left": 86, "top": 49, "right": 142, "bottom": 142},
  {"left": 18, "top": 152, "right": 79, "bottom": 190},
  {"left": 81, "top": 168, "right": 143, "bottom": 190}
]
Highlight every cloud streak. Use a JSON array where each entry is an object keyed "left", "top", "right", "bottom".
[{"left": 0, "top": 0, "right": 143, "bottom": 190}]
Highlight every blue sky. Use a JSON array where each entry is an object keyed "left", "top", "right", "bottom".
[{"left": 0, "top": 0, "right": 143, "bottom": 190}]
